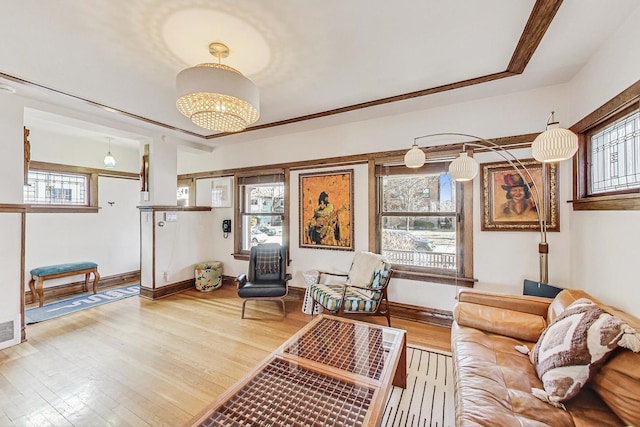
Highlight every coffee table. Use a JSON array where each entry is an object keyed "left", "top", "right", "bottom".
[{"left": 187, "top": 314, "right": 407, "bottom": 427}]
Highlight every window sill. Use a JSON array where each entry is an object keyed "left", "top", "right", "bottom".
[
  {"left": 391, "top": 268, "right": 476, "bottom": 287},
  {"left": 232, "top": 253, "right": 250, "bottom": 261},
  {"left": 570, "top": 192, "right": 640, "bottom": 211},
  {"left": 26, "top": 205, "right": 99, "bottom": 214}
]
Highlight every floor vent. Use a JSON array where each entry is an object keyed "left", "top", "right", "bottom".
[{"left": 0, "top": 321, "right": 15, "bottom": 344}]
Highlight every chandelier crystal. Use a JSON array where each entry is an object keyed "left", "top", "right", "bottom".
[{"left": 176, "top": 43, "right": 259, "bottom": 133}]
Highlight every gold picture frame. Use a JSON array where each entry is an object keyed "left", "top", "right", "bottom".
[
  {"left": 480, "top": 158, "right": 559, "bottom": 231},
  {"left": 299, "top": 169, "right": 354, "bottom": 250}
]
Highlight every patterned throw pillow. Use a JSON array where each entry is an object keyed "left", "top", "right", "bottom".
[{"left": 530, "top": 298, "right": 640, "bottom": 409}]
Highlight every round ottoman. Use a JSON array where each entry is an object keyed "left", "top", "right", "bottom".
[{"left": 195, "top": 261, "right": 223, "bottom": 291}]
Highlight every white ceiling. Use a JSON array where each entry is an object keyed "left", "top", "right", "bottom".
[{"left": 1, "top": 0, "right": 638, "bottom": 148}]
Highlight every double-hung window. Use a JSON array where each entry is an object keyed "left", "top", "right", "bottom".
[
  {"left": 375, "top": 160, "right": 472, "bottom": 284},
  {"left": 236, "top": 172, "right": 286, "bottom": 254}
]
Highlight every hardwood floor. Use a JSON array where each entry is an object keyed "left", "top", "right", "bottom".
[{"left": 1, "top": 285, "right": 452, "bottom": 426}]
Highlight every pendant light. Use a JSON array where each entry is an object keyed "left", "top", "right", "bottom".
[
  {"left": 176, "top": 42, "right": 260, "bottom": 133},
  {"left": 104, "top": 137, "right": 116, "bottom": 169}
]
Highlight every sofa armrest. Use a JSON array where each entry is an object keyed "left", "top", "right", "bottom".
[
  {"left": 454, "top": 289, "right": 552, "bottom": 343},
  {"left": 454, "top": 302, "right": 546, "bottom": 342},
  {"left": 458, "top": 289, "right": 552, "bottom": 317}
]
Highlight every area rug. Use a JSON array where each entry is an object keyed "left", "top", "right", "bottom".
[
  {"left": 25, "top": 284, "right": 140, "bottom": 324},
  {"left": 382, "top": 345, "right": 455, "bottom": 427}
]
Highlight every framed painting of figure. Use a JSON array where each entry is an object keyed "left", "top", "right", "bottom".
[
  {"left": 480, "top": 158, "right": 559, "bottom": 231},
  {"left": 299, "top": 169, "right": 354, "bottom": 250}
]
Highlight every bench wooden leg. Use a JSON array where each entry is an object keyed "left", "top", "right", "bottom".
[
  {"left": 91, "top": 268, "right": 100, "bottom": 294},
  {"left": 37, "top": 277, "right": 45, "bottom": 307},
  {"left": 28, "top": 277, "right": 36, "bottom": 304}
]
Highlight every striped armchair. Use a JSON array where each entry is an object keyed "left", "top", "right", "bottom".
[{"left": 309, "top": 251, "right": 393, "bottom": 326}]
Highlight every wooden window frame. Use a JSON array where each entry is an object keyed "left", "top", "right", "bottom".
[
  {"left": 234, "top": 170, "right": 288, "bottom": 260},
  {"left": 571, "top": 81, "right": 640, "bottom": 211},
  {"left": 370, "top": 159, "right": 474, "bottom": 287}
]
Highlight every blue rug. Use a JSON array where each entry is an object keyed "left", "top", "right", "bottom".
[{"left": 25, "top": 284, "right": 140, "bottom": 324}]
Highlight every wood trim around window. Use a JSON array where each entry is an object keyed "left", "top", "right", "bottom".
[
  {"left": 570, "top": 81, "right": 640, "bottom": 211},
  {"left": 26, "top": 161, "right": 141, "bottom": 213},
  {"left": 372, "top": 159, "right": 475, "bottom": 286}
]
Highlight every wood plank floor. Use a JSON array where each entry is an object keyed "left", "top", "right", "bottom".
[{"left": 1, "top": 284, "right": 452, "bottom": 427}]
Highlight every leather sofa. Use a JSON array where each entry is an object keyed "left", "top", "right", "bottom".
[{"left": 451, "top": 288, "right": 640, "bottom": 427}]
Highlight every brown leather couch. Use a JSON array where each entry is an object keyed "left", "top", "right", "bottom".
[{"left": 451, "top": 288, "right": 640, "bottom": 427}]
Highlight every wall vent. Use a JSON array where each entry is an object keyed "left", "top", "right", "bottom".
[{"left": 0, "top": 321, "right": 15, "bottom": 343}]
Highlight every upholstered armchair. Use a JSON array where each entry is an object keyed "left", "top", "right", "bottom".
[
  {"left": 236, "top": 244, "right": 291, "bottom": 318},
  {"left": 309, "top": 251, "right": 393, "bottom": 326}
]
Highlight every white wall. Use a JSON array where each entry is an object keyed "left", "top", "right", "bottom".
[
  {"left": 0, "top": 214, "right": 23, "bottom": 350},
  {"left": 565, "top": 5, "right": 640, "bottom": 316},
  {"left": 26, "top": 177, "right": 140, "bottom": 288},
  {"left": 0, "top": 94, "right": 29, "bottom": 349},
  {"left": 180, "top": 84, "right": 573, "bottom": 313},
  {"left": 24, "top": 128, "right": 141, "bottom": 290},
  {"left": 152, "top": 210, "right": 216, "bottom": 287}
]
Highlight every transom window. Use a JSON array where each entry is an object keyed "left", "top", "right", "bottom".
[
  {"left": 588, "top": 109, "right": 640, "bottom": 195},
  {"left": 24, "top": 170, "right": 89, "bottom": 205}
]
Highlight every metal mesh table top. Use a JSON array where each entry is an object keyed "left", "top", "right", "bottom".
[
  {"left": 283, "top": 317, "right": 387, "bottom": 380},
  {"left": 198, "top": 357, "right": 375, "bottom": 427}
]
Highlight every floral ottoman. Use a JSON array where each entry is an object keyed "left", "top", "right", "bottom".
[{"left": 195, "top": 261, "right": 223, "bottom": 291}]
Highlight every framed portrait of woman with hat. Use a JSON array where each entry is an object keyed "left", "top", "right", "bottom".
[{"left": 480, "top": 158, "right": 559, "bottom": 231}]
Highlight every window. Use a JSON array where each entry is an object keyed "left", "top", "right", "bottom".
[
  {"left": 177, "top": 178, "right": 194, "bottom": 207},
  {"left": 237, "top": 173, "right": 285, "bottom": 254},
  {"left": 375, "top": 161, "right": 472, "bottom": 285},
  {"left": 24, "top": 169, "right": 89, "bottom": 206},
  {"left": 587, "top": 108, "right": 639, "bottom": 195},
  {"left": 573, "top": 84, "right": 640, "bottom": 211}
]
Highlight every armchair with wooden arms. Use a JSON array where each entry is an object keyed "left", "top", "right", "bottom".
[
  {"left": 309, "top": 251, "right": 393, "bottom": 326},
  {"left": 236, "top": 244, "right": 291, "bottom": 319}
]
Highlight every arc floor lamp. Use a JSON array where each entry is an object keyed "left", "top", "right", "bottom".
[{"left": 404, "top": 113, "right": 578, "bottom": 284}]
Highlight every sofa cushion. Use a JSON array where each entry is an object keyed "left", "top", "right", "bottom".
[
  {"left": 530, "top": 298, "right": 640, "bottom": 407},
  {"left": 451, "top": 323, "right": 624, "bottom": 427},
  {"left": 589, "top": 302, "right": 640, "bottom": 426}
]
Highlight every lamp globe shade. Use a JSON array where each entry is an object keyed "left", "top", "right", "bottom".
[
  {"left": 104, "top": 152, "right": 116, "bottom": 169},
  {"left": 532, "top": 124, "right": 578, "bottom": 163},
  {"left": 448, "top": 152, "right": 479, "bottom": 181},
  {"left": 404, "top": 145, "right": 426, "bottom": 168}
]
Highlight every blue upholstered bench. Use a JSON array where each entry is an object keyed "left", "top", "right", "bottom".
[{"left": 28, "top": 262, "right": 100, "bottom": 307}]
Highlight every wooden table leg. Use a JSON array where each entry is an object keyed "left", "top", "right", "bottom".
[{"left": 392, "top": 332, "right": 407, "bottom": 388}]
